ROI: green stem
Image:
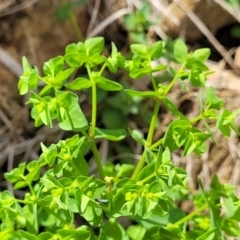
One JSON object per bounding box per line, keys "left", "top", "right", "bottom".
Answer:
{"left": 99, "top": 63, "right": 107, "bottom": 76}
{"left": 146, "top": 99, "right": 161, "bottom": 147}
{"left": 91, "top": 82, "right": 97, "bottom": 137}
{"left": 87, "top": 65, "right": 97, "bottom": 138}
{"left": 164, "top": 63, "right": 186, "bottom": 95}
{"left": 28, "top": 183, "right": 36, "bottom": 197}
{"left": 132, "top": 151, "right": 146, "bottom": 180}
{"left": 91, "top": 142, "right": 105, "bottom": 180}
{"left": 150, "top": 138, "right": 163, "bottom": 151}
{"left": 61, "top": 0, "right": 84, "bottom": 40}
{"left": 173, "top": 204, "right": 208, "bottom": 226}
{"left": 132, "top": 82, "right": 161, "bottom": 179}
{"left": 190, "top": 114, "right": 203, "bottom": 123}
{"left": 68, "top": 9, "right": 84, "bottom": 41}
{"left": 84, "top": 69, "right": 104, "bottom": 179}
{"left": 150, "top": 72, "right": 157, "bottom": 92}
{"left": 141, "top": 172, "right": 155, "bottom": 184}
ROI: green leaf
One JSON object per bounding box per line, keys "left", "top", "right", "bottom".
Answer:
{"left": 55, "top": 91, "right": 88, "bottom": 131}
{"left": 163, "top": 97, "right": 187, "bottom": 118}
{"left": 87, "top": 53, "right": 104, "bottom": 67}
{"left": 4, "top": 162, "right": 26, "bottom": 182}
{"left": 40, "top": 143, "right": 57, "bottom": 166}
{"left": 127, "top": 225, "right": 146, "bottom": 240}
{"left": 95, "top": 128, "right": 127, "bottom": 141}
{"left": 18, "top": 57, "right": 39, "bottom": 95}
{"left": 124, "top": 89, "right": 157, "bottom": 98}
{"left": 216, "top": 109, "right": 232, "bottom": 137}
{"left": 38, "top": 232, "right": 53, "bottom": 240}
{"left": 163, "top": 120, "right": 191, "bottom": 150}
{"left": 72, "top": 151, "right": 89, "bottom": 176}
{"left": 186, "top": 57, "right": 209, "bottom": 71}
{"left": 224, "top": 197, "right": 237, "bottom": 218}
{"left": 29, "top": 92, "right": 52, "bottom": 127}
{"left": 193, "top": 48, "right": 210, "bottom": 62}
{"left": 196, "top": 228, "right": 216, "bottom": 240}
{"left": 147, "top": 41, "right": 164, "bottom": 60}
{"left": 130, "top": 44, "right": 147, "bottom": 57}
{"left": 137, "top": 161, "right": 155, "bottom": 182}
{"left": 19, "top": 230, "right": 39, "bottom": 240}
{"left": 129, "top": 67, "right": 151, "bottom": 78}
{"left": 94, "top": 76, "right": 123, "bottom": 91}
{"left": 105, "top": 42, "right": 119, "bottom": 73}
{"left": 189, "top": 68, "right": 206, "bottom": 87}
{"left": 116, "top": 164, "right": 135, "bottom": 178}
{"left": 65, "top": 77, "right": 92, "bottom": 90}
{"left": 43, "top": 56, "right": 64, "bottom": 76}
{"left": 98, "top": 219, "right": 129, "bottom": 240}
{"left": 173, "top": 39, "right": 188, "bottom": 63}
{"left": 152, "top": 64, "right": 167, "bottom": 72}
{"left": 159, "top": 227, "right": 181, "bottom": 240}
{"left": 53, "top": 68, "right": 75, "bottom": 89}
{"left": 205, "top": 87, "right": 224, "bottom": 110}
{"left": 82, "top": 205, "right": 103, "bottom": 227}
{"left": 168, "top": 208, "right": 185, "bottom": 224}
{"left": 128, "top": 128, "right": 146, "bottom": 145}
{"left": 221, "top": 218, "right": 240, "bottom": 237}
{"left": 64, "top": 42, "right": 87, "bottom": 67}
{"left": 0, "top": 191, "right": 15, "bottom": 207}
{"left": 183, "top": 130, "right": 211, "bottom": 156}
{"left": 25, "top": 162, "right": 41, "bottom": 183}
{"left": 84, "top": 37, "right": 104, "bottom": 55}
{"left": 13, "top": 181, "right": 28, "bottom": 190}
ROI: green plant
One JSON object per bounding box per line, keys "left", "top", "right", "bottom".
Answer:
{"left": 55, "top": 0, "right": 86, "bottom": 41}
{"left": 124, "top": 2, "right": 154, "bottom": 44}
{"left": 2, "top": 37, "right": 240, "bottom": 239}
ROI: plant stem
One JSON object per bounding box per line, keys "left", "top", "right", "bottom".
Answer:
{"left": 91, "top": 142, "right": 105, "bottom": 180}
{"left": 91, "top": 82, "right": 97, "bottom": 137}
{"left": 164, "top": 63, "right": 186, "bottom": 95}
{"left": 131, "top": 151, "right": 146, "bottom": 180}
{"left": 83, "top": 69, "right": 104, "bottom": 179}
{"left": 87, "top": 65, "right": 97, "bottom": 138}
{"left": 146, "top": 99, "right": 161, "bottom": 147}
{"left": 150, "top": 138, "right": 163, "bottom": 150}
{"left": 28, "top": 183, "right": 36, "bottom": 197}
{"left": 68, "top": 11, "right": 84, "bottom": 41}
{"left": 173, "top": 204, "right": 208, "bottom": 226}
{"left": 132, "top": 88, "right": 161, "bottom": 179}
{"left": 61, "top": 0, "right": 84, "bottom": 41}
{"left": 190, "top": 114, "right": 203, "bottom": 123}
{"left": 141, "top": 172, "right": 155, "bottom": 184}
{"left": 150, "top": 72, "right": 157, "bottom": 92}
{"left": 99, "top": 63, "right": 107, "bottom": 76}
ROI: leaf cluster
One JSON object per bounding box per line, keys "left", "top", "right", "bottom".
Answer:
{"left": 1, "top": 37, "right": 240, "bottom": 239}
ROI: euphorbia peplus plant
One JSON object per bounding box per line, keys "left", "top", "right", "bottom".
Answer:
{"left": 1, "top": 37, "right": 240, "bottom": 240}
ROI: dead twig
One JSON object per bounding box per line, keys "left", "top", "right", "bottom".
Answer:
{"left": 0, "top": 47, "right": 22, "bottom": 76}
{"left": 87, "top": 7, "right": 132, "bottom": 38}
{"left": 0, "top": 0, "right": 15, "bottom": 11}
{"left": 86, "top": 0, "right": 101, "bottom": 37}
{"left": 0, "top": 0, "right": 38, "bottom": 17}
